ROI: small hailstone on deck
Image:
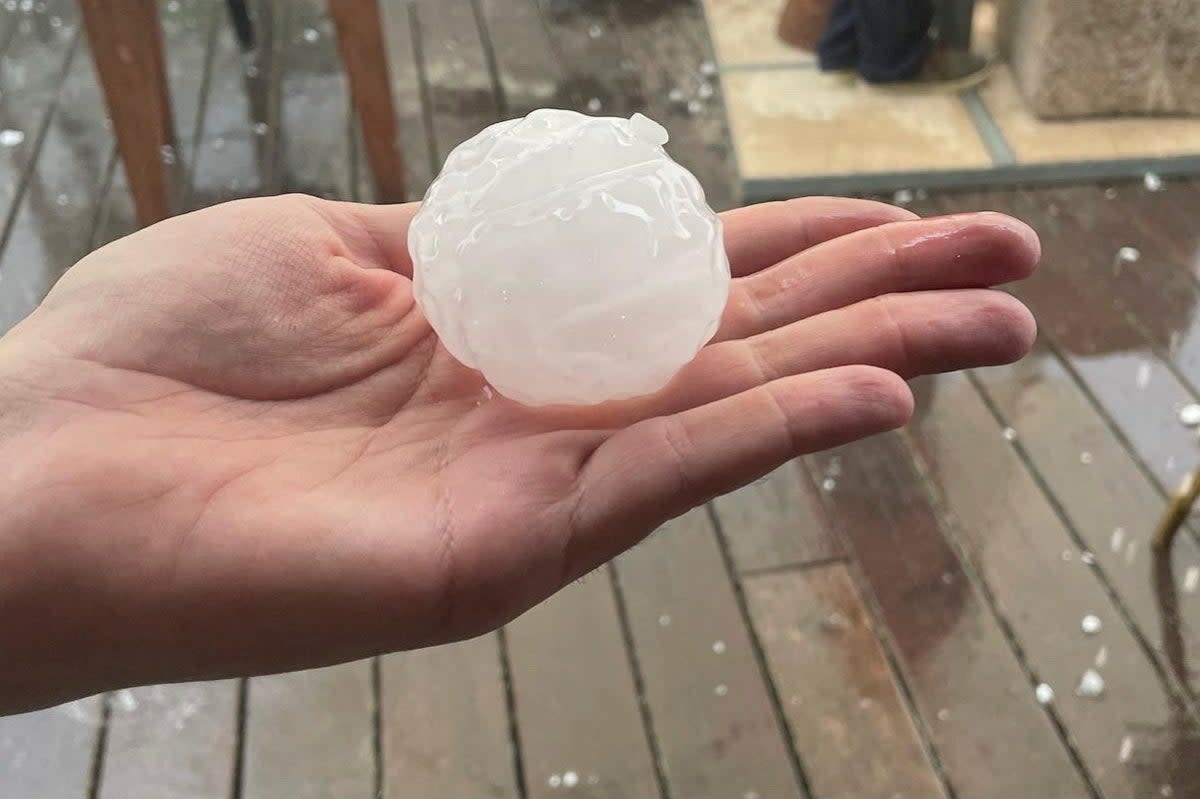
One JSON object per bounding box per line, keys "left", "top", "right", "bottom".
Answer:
{"left": 1081, "top": 615, "right": 1102, "bottom": 634}
{"left": 410, "top": 109, "right": 729, "bottom": 405}
{"left": 1104, "top": 187, "right": 1118, "bottom": 199}
{"left": 1179, "top": 403, "right": 1200, "bottom": 427}
{"left": 687, "top": 99, "right": 703, "bottom": 114}
{"left": 1080, "top": 451, "right": 1094, "bottom": 465}
{"left": 562, "top": 771, "right": 579, "bottom": 787}
{"left": 1110, "top": 527, "right": 1125, "bottom": 552}
{"left": 586, "top": 97, "right": 602, "bottom": 113}
{"left": 1126, "top": 539, "right": 1139, "bottom": 565}
{"left": 893, "top": 188, "right": 914, "bottom": 205}
{"left": 822, "top": 477, "right": 837, "bottom": 492}
{"left": 548, "top": 774, "right": 562, "bottom": 788}
{"left": 1075, "top": 668, "right": 1105, "bottom": 699}
{"left": 1119, "top": 735, "right": 1134, "bottom": 762}
{"left": 714, "top": 683, "right": 729, "bottom": 696}
{"left": 668, "top": 87, "right": 686, "bottom": 105}
{"left": 1035, "top": 683, "right": 1055, "bottom": 704}
{"left": 1116, "top": 246, "right": 1141, "bottom": 263}
{"left": 700, "top": 60, "right": 718, "bottom": 76}
{"left": 253, "top": 122, "right": 269, "bottom": 136}
{"left": 302, "top": 27, "right": 319, "bottom": 42}
{"left": 0, "top": 128, "right": 24, "bottom": 147}
{"left": 1081, "top": 551, "right": 1096, "bottom": 566}
{"left": 1144, "top": 171, "right": 1164, "bottom": 191}
{"left": 55, "top": 193, "right": 69, "bottom": 207}
{"left": 712, "top": 640, "right": 727, "bottom": 654}
{"left": 697, "top": 81, "right": 715, "bottom": 100}
{"left": 1161, "top": 785, "right": 1174, "bottom": 797}
{"left": 658, "top": 613, "right": 672, "bottom": 627}
{"left": 1002, "top": 426, "right": 1018, "bottom": 441}
{"left": 588, "top": 23, "right": 603, "bottom": 38}
{"left": 936, "top": 708, "right": 950, "bottom": 721}
{"left": 1184, "top": 566, "right": 1200, "bottom": 593}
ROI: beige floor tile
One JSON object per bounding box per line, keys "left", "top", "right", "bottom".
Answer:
{"left": 724, "top": 69, "right": 992, "bottom": 180}
{"left": 703, "top": 0, "right": 816, "bottom": 68}
{"left": 984, "top": 67, "right": 1200, "bottom": 163}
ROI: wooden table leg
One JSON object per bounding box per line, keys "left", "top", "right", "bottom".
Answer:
{"left": 78, "top": 0, "right": 176, "bottom": 227}
{"left": 329, "top": 0, "right": 407, "bottom": 203}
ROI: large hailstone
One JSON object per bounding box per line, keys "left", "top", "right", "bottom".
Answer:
{"left": 408, "top": 108, "right": 730, "bottom": 406}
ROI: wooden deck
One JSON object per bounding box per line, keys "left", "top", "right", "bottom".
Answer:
{"left": 2, "top": 2, "right": 1200, "bottom": 798}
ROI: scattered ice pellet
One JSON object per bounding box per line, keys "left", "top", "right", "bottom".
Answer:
{"left": 699, "top": 60, "right": 718, "bottom": 76}
{"left": 0, "top": 129, "right": 24, "bottom": 147}
{"left": 1075, "top": 668, "right": 1105, "bottom": 699}
{"left": 588, "top": 23, "right": 602, "bottom": 38}
{"left": 1144, "top": 171, "right": 1164, "bottom": 192}
{"left": 49, "top": 14, "right": 61, "bottom": 27}
{"left": 1119, "top": 735, "right": 1134, "bottom": 763}
{"left": 1061, "top": 550, "right": 1073, "bottom": 562}
{"left": 1161, "top": 785, "right": 1174, "bottom": 797}
{"left": 55, "top": 193, "right": 69, "bottom": 207}
{"left": 1179, "top": 404, "right": 1200, "bottom": 427}
{"left": 697, "top": 81, "right": 714, "bottom": 100}
{"left": 1035, "top": 683, "right": 1055, "bottom": 704}
{"left": 668, "top": 87, "right": 686, "bottom": 105}
{"left": 936, "top": 708, "right": 950, "bottom": 721}
{"left": 1081, "top": 551, "right": 1096, "bottom": 566}
{"left": 1104, "top": 187, "right": 1118, "bottom": 199}
{"left": 941, "top": 571, "right": 953, "bottom": 585}
{"left": 822, "top": 477, "right": 837, "bottom": 492}
{"left": 658, "top": 613, "right": 671, "bottom": 627}
{"left": 212, "top": 137, "right": 226, "bottom": 151}
{"left": 587, "top": 775, "right": 599, "bottom": 786}
{"left": 1126, "top": 539, "right": 1139, "bottom": 565}
{"left": 1110, "top": 527, "right": 1125, "bottom": 553}
{"left": 586, "top": 97, "right": 602, "bottom": 113}
{"left": 687, "top": 99, "right": 703, "bottom": 115}
{"left": 1116, "top": 246, "right": 1141, "bottom": 263}
{"left": 1081, "top": 615, "right": 1102, "bottom": 635}
{"left": 245, "top": 63, "right": 259, "bottom": 78}
{"left": 302, "top": 27, "right": 319, "bottom": 42}
{"left": 1095, "top": 646, "right": 1108, "bottom": 668}
{"left": 1002, "top": 426, "right": 1018, "bottom": 441}
{"left": 858, "top": 697, "right": 873, "bottom": 710}
{"left": 253, "top": 122, "right": 269, "bottom": 136}
{"left": 160, "top": 144, "right": 176, "bottom": 165}
{"left": 825, "top": 456, "right": 842, "bottom": 478}
{"left": 712, "top": 640, "right": 726, "bottom": 654}
{"left": 714, "top": 683, "right": 728, "bottom": 697}
{"left": 893, "top": 188, "right": 914, "bottom": 205}
{"left": 563, "top": 771, "right": 579, "bottom": 787}
{"left": 548, "top": 774, "right": 562, "bottom": 788}
{"left": 1184, "top": 566, "right": 1200, "bottom": 593}
{"left": 1080, "top": 451, "right": 1094, "bottom": 465}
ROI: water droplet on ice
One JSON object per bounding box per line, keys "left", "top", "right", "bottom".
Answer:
{"left": 1035, "top": 683, "right": 1054, "bottom": 704}
{"left": 1081, "top": 615, "right": 1102, "bottom": 634}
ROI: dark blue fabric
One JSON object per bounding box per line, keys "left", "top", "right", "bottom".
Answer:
{"left": 817, "top": 0, "right": 935, "bottom": 83}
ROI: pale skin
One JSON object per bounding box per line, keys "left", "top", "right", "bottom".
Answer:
{"left": 0, "top": 194, "right": 1039, "bottom": 714}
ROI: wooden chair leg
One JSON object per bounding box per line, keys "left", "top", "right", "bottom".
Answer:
{"left": 328, "top": 0, "right": 407, "bottom": 203}
{"left": 78, "top": 0, "right": 176, "bottom": 227}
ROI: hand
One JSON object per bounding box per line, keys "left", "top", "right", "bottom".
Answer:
{"left": 0, "top": 194, "right": 1037, "bottom": 712}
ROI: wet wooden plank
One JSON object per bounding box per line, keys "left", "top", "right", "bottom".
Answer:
{"left": 475, "top": 0, "right": 559, "bottom": 116}
{"left": 744, "top": 562, "right": 948, "bottom": 799}
{"left": 372, "top": 0, "right": 435, "bottom": 200}
{"left": 613, "top": 508, "right": 803, "bottom": 799}
{"left": 906, "top": 369, "right": 1200, "bottom": 799}
{"left": 379, "top": 635, "right": 518, "bottom": 799}
{"left": 976, "top": 345, "right": 1200, "bottom": 695}
{"left": 939, "top": 188, "right": 1198, "bottom": 495}
{"left": 506, "top": 573, "right": 660, "bottom": 799}
{"left": 242, "top": 665, "right": 375, "bottom": 799}
{"left": 412, "top": 0, "right": 501, "bottom": 164}
{"left": 0, "top": 698, "right": 102, "bottom": 799}
{"left": 711, "top": 462, "right": 843, "bottom": 573}
{"left": 99, "top": 683, "right": 238, "bottom": 799}
{"left": 609, "top": 0, "right": 736, "bottom": 210}
{"left": 532, "top": 0, "right": 642, "bottom": 116}
{"left": 807, "top": 434, "right": 1094, "bottom": 799}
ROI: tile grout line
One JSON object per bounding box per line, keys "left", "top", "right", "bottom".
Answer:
{"left": 737, "top": 553, "right": 851, "bottom": 579}
{"left": 607, "top": 564, "right": 674, "bottom": 799}
{"left": 796, "top": 454, "right": 961, "bottom": 799}
{"left": 966, "top": 369, "right": 1200, "bottom": 720}
{"left": 896, "top": 428, "right": 1107, "bottom": 799}
{"left": 496, "top": 628, "right": 530, "bottom": 799}
{"left": 705, "top": 502, "right": 818, "bottom": 799}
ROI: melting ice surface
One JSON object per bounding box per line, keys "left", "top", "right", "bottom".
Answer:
{"left": 408, "top": 108, "right": 730, "bottom": 406}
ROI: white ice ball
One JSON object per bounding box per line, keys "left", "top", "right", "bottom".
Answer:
{"left": 408, "top": 108, "right": 730, "bottom": 406}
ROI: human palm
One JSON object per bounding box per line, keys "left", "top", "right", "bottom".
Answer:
{"left": 0, "top": 194, "right": 1038, "bottom": 712}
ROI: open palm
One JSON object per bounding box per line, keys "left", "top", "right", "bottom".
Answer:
{"left": 0, "top": 193, "right": 1038, "bottom": 712}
